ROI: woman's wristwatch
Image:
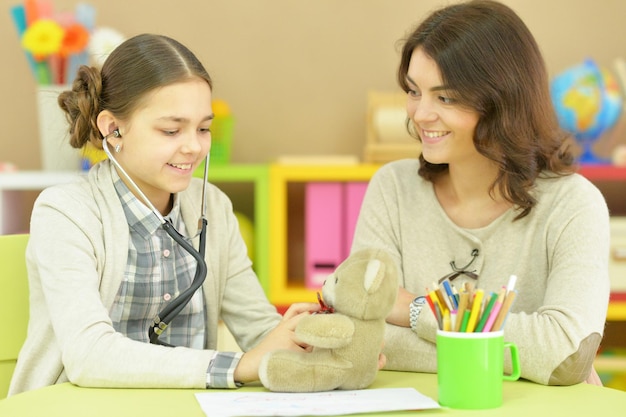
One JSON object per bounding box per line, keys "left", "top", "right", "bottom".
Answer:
{"left": 409, "top": 296, "right": 427, "bottom": 331}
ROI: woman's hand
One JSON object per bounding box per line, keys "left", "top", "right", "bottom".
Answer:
{"left": 234, "top": 302, "right": 321, "bottom": 383}
{"left": 378, "top": 342, "right": 387, "bottom": 370}
{"left": 585, "top": 366, "right": 603, "bottom": 386}
{"left": 385, "top": 286, "right": 415, "bottom": 327}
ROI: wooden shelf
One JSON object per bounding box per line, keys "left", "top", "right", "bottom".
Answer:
{"left": 0, "top": 171, "right": 84, "bottom": 234}
{"left": 578, "top": 165, "right": 626, "bottom": 180}
{"left": 608, "top": 297, "right": 626, "bottom": 321}
{"left": 595, "top": 355, "right": 626, "bottom": 373}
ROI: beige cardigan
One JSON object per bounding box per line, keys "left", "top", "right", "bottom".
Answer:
{"left": 352, "top": 159, "right": 611, "bottom": 386}
{"left": 10, "top": 161, "right": 281, "bottom": 395}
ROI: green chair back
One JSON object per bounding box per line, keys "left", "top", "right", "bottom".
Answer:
{"left": 0, "top": 234, "right": 29, "bottom": 399}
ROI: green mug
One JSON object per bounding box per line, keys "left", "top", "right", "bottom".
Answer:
{"left": 436, "top": 330, "right": 521, "bottom": 409}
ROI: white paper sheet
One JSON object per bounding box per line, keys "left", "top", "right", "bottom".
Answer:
{"left": 194, "top": 387, "right": 440, "bottom": 417}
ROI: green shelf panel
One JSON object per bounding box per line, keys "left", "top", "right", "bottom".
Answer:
{"left": 193, "top": 163, "right": 270, "bottom": 295}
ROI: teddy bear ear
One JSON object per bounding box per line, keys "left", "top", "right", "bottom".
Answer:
{"left": 363, "top": 259, "right": 384, "bottom": 292}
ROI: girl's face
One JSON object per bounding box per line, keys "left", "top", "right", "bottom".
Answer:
{"left": 405, "top": 47, "right": 481, "bottom": 166}
{"left": 115, "top": 78, "right": 213, "bottom": 213}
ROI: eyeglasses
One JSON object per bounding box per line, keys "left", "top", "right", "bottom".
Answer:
{"left": 438, "top": 249, "right": 479, "bottom": 284}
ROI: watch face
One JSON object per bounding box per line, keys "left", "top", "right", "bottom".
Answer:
{"left": 414, "top": 296, "right": 426, "bottom": 305}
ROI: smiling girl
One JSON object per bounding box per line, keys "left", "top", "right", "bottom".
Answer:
{"left": 9, "top": 34, "right": 320, "bottom": 396}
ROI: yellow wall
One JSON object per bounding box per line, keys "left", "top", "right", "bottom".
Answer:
{"left": 1, "top": 0, "right": 625, "bottom": 169}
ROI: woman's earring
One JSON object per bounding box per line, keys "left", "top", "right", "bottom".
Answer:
{"left": 115, "top": 143, "right": 122, "bottom": 153}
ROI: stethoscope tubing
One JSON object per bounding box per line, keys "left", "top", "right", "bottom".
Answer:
{"left": 148, "top": 219, "right": 208, "bottom": 345}
{"left": 102, "top": 135, "right": 210, "bottom": 347}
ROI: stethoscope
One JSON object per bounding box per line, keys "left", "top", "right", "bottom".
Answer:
{"left": 102, "top": 129, "right": 209, "bottom": 347}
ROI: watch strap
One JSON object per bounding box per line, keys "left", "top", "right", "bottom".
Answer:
{"left": 409, "top": 296, "right": 426, "bottom": 331}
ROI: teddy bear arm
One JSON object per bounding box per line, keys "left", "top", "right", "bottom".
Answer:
{"left": 295, "top": 314, "right": 355, "bottom": 349}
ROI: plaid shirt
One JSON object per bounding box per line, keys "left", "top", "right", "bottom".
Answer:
{"left": 109, "top": 172, "right": 241, "bottom": 388}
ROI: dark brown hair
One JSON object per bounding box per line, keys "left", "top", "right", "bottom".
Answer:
{"left": 397, "top": 0, "right": 575, "bottom": 219}
{"left": 58, "top": 33, "right": 213, "bottom": 149}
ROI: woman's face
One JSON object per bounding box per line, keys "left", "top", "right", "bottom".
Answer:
{"left": 405, "top": 47, "right": 481, "bottom": 166}
{"left": 114, "top": 78, "right": 213, "bottom": 212}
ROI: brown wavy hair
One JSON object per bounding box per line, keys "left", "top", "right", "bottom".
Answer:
{"left": 397, "top": 0, "right": 575, "bottom": 219}
{"left": 58, "top": 33, "right": 212, "bottom": 150}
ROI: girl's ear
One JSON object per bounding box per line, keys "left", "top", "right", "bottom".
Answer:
{"left": 96, "top": 110, "right": 118, "bottom": 139}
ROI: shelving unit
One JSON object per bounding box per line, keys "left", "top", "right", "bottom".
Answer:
{"left": 0, "top": 165, "right": 271, "bottom": 294}
{"left": 193, "top": 164, "right": 270, "bottom": 293}
{"left": 0, "top": 171, "right": 84, "bottom": 235}
{"left": 3, "top": 164, "right": 625, "bottom": 319}
{"left": 267, "top": 163, "right": 381, "bottom": 306}
{"left": 263, "top": 162, "right": 626, "bottom": 379}
{"left": 578, "top": 165, "right": 626, "bottom": 180}
{"left": 550, "top": 165, "right": 626, "bottom": 378}
{"left": 579, "top": 165, "right": 626, "bottom": 215}
{"left": 578, "top": 166, "right": 626, "bottom": 323}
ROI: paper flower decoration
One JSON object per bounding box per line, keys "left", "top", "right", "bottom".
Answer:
{"left": 10, "top": 1, "right": 123, "bottom": 85}
{"left": 60, "top": 23, "right": 90, "bottom": 56}
{"left": 21, "top": 18, "right": 64, "bottom": 58}
{"left": 88, "top": 27, "right": 126, "bottom": 68}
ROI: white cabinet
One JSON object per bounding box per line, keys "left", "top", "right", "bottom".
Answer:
{"left": 0, "top": 171, "right": 82, "bottom": 234}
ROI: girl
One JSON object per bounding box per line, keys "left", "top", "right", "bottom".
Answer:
{"left": 10, "top": 33, "right": 320, "bottom": 395}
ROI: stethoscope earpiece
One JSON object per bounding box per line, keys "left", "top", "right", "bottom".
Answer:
{"left": 103, "top": 129, "right": 122, "bottom": 140}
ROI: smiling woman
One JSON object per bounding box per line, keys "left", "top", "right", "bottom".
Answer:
{"left": 404, "top": 48, "right": 481, "bottom": 169}
{"left": 351, "top": 0, "right": 610, "bottom": 387}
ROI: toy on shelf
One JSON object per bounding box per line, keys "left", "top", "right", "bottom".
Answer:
{"left": 613, "top": 144, "right": 626, "bottom": 166}
{"left": 0, "top": 163, "right": 17, "bottom": 172}
{"left": 210, "top": 99, "right": 234, "bottom": 165}
{"left": 364, "top": 91, "right": 421, "bottom": 163}
{"left": 80, "top": 141, "right": 107, "bottom": 170}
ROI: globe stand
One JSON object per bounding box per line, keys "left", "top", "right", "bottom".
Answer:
{"left": 576, "top": 139, "right": 611, "bottom": 165}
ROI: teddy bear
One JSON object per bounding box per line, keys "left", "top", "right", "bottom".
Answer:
{"left": 259, "top": 248, "right": 398, "bottom": 392}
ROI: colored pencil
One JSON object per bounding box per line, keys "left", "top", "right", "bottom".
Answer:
{"left": 466, "top": 289, "right": 484, "bottom": 332}
{"left": 459, "top": 309, "right": 471, "bottom": 332}
{"left": 443, "top": 308, "right": 451, "bottom": 331}
{"left": 482, "top": 290, "right": 505, "bottom": 332}
{"left": 442, "top": 279, "right": 459, "bottom": 310}
{"left": 491, "top": 290, "right": 517, "bottom": 331}
{"left": 507, "top": 275, "right": 517, "bottom": 292}
{"left": 433, "top": 281, "right": 450, "bottom": 313}
{"left": 434, "top": 300, "right": 443, "bottom": 330}
{"left": 454, "top": 292, "right": 469, "bottom": 332}
{"left": 475, "top": 291, "right": 497, "bottom": 332}
{"left": 425, "top": 290, "right": 437, "bottom": 317}
{"left": 428, "top": 288, "right": 440, "bottom": 308}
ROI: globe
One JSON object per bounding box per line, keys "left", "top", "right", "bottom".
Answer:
{"left": 551, "top": 58, "right": 623, "bottom": 164}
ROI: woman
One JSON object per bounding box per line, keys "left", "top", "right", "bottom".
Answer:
{"left": 9, "top": 33, "right": 320, "bottom": 395}
{"left": 351, "top": 0, "right": 609, "bottom": 385}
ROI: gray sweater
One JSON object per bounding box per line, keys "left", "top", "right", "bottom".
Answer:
{"left": 351, "top": 159, "right": 610, "bottom": 385}
{"left": 10, "top": 160, "right": 281, "bottom": 395}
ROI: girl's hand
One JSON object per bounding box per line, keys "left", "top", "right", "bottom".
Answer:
{"left": 234, "top": 302, "right": 321, "bottom": 383}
